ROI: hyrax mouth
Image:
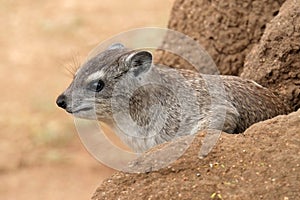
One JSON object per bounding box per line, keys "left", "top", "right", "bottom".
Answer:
{"left": 66, "top": 107, "right": 93, "bottom": 114}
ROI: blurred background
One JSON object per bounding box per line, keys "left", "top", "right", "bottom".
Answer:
{"left": 0, "top": 0, "right": 173, "bottom": 199}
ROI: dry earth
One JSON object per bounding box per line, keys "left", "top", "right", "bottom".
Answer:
{"left": 156, "top": 0, "right": 285, "bottom": 75}
{"left": 241, "top": 0, "right": 300, "bottom": 111}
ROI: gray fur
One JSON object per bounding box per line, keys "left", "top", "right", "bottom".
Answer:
{"left": 57, "top": 44, "right": 291, "bottom": 152}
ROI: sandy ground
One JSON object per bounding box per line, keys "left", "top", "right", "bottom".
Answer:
{"left": 0, "top": 0, "right": 173, "bottom": 199}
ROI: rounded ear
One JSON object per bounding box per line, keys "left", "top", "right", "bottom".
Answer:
{"left": 107, "top": 43, "right": 125, "bottom": 50}
{"left": 125, "top": 51, "right": 152, "bottom": 77}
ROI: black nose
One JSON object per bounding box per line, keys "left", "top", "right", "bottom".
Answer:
{"left": 56, "top": 94, "right": 67, "bottom": 109}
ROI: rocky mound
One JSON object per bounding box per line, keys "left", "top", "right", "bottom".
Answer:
{"left": 156, "top": 0, "right": 285, "bottom": 75}
{"left": 92, "top": 109, "right": 300, "bottom": 200}
{"left": 241, "top": 0, "right": 300, "bottom": 111}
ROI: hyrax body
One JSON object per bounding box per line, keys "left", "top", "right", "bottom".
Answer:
{"left": 56, "top": 43, "right": 290, "bottom": 152}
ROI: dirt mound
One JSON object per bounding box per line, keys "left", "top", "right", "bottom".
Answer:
{"left": 92, "top": 109, "right": 300, "bottom": 200}
{"left": 156, "top": 0, "right": 284, "bottom": 75}
{"left": 241, "top": 0, "right": 300, "bottom": 111}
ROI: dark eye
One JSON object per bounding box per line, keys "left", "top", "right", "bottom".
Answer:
{"left": 88, "top": 80, "right": 105, "bottom": 92}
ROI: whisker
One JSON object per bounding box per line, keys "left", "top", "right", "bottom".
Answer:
{"left": 65, "top": 66, "right": 75, "bottom": 78}
{"left": 56, "top": 59, "right": 73, "bottom": 78}
{"left": 64, "top": 52, "right": 83, "bottom": 78}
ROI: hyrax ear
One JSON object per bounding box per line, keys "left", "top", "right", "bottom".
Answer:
{"left": 107, "top": 43, "right": 125, "bottom": 50}
{"left": 125, "top": 51, "right": 152, "bottom": 77}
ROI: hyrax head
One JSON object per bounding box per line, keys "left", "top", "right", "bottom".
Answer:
{"left": 56, "top": 43, "right": 153, "bottom": 122}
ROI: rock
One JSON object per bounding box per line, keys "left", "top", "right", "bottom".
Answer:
{"left": 92, "top": 109, "right": 300, "bottom": 200}
{"left": 241, "top": 0, "right": 300, "bottom": 111}
{"left": 155, "top": 0, "right": 284, "bottom": 75}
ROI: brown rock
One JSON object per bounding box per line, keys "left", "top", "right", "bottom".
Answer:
{"left": 156, "top": 0, "right": 284, "bottom": 75}
{"left": 92, "top": 109, "right": 300, "bottom": 200}
{"left": 241, "top": 0, "right": 300, "bottom": 111}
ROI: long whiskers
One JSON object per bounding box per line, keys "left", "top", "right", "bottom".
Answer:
{"left": 64, "top": 52, "right": 82, "bottom": 78}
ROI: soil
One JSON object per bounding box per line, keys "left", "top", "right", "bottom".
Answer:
{"left": 156, "top": 0, "right": 285, "bottom": 75}
{"left": 0, "top": 1, "right": 173, "bottom": 200}
{"left": 241, "top": 0, "right": 300, "bottom": 111}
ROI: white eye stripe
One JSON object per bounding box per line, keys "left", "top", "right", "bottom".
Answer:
{"left": 86, "top": 70, "right": 105, "bottom": 82}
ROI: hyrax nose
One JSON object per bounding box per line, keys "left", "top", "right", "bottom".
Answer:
{"left": 56, "top": 94, "right": 67, "bottom": 109}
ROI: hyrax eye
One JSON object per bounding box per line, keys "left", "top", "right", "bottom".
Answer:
{"left": 87, "top": 80, "right": 105, "bottom": 92}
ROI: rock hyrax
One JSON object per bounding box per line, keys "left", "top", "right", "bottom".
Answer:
{"left": 56, "top": 43, "right": 290, "bottom": 152}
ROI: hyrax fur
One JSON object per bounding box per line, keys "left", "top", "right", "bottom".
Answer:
{"left": 56, "top": 43, "right": 290, "bottom": 152}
